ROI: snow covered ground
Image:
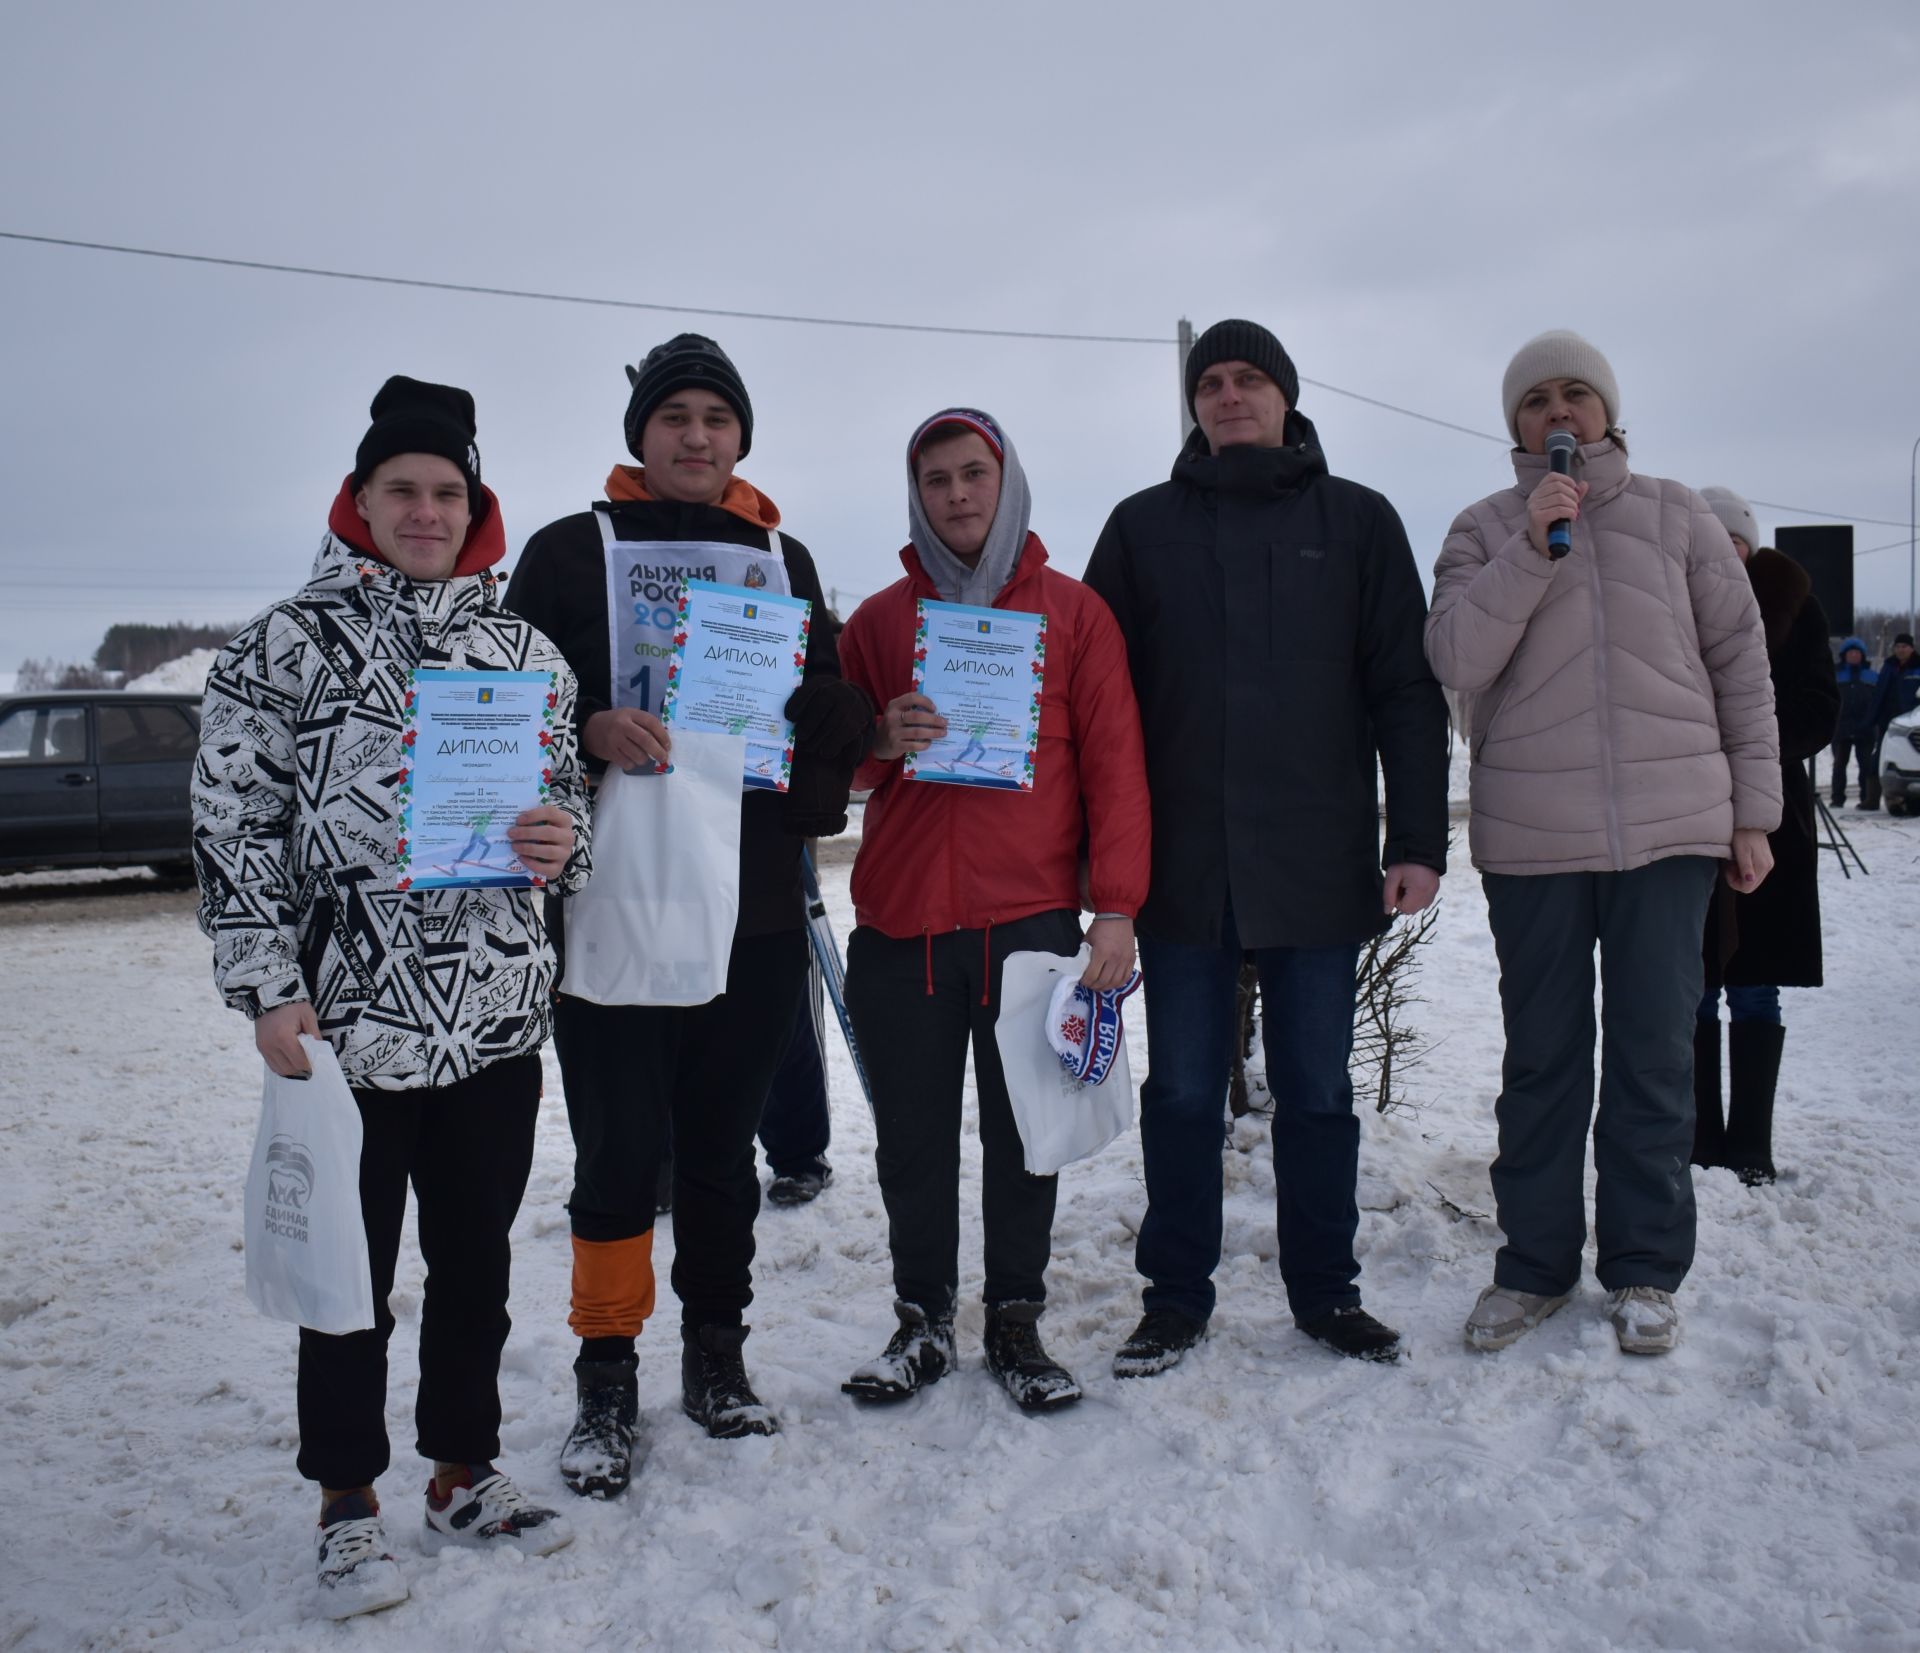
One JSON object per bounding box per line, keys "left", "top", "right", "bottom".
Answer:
{"left": 3, "top": 816, "right": 1918, "bottom": 1652}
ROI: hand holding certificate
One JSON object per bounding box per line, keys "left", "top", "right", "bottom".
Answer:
{"left": 398, "top": 670, "right": 562, "bottom": 890}
{"left": 903, "top": 599, "right": 1048, "bottom": 791}
{"left": 661, "top": 579, "right": 812, "bottom": 791}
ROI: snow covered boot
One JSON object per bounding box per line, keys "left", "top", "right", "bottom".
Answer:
{"left": 1725, "top": 1020, "right": 1784, "bottom": 1186}
{"left": 983, "top": 1301, "right": 1081, "bottom": 1412}
{"left": 1113, "top": 1307, "right": 1208, "bottom": 1378}
{"left": 560, "top": 1352, "right": 639, "bottom": 1498}
{"left": 1298, "top": 1304, "right": 1404, "bottom": 1362}
{"left": 1690, "top": 1016, "right": 1725, "bottom": 1169}
{"left": 842, "top": 1299, "right": 956, "bottom": 1403}
{"left": 681, "top": 1324, "right": 779, "bottom": 1438}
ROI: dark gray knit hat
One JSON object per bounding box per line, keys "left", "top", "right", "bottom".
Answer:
{"left": 623, "top": 333, "right": 753, "bottom": 460}
{"left": 1184, "top": 319, "right": 1300, "bottom": 417}
{"left": 352, "top": 375, "right": 484, "bottom": 516}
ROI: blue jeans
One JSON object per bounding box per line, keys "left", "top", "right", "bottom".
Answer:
{"left": 1698, "top": 984, "right": 1782, "bottom": 1025}
{"left": 1136, "top": 911, "right": 1362, "bottom": 1324}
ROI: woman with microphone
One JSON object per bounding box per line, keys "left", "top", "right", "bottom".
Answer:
{"left": 1424, "top": 332, "right": 1781, "bottom": 1357}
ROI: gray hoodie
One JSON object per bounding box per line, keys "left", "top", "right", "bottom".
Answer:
{"left": 906, "top": 408, "right": 1033, "bottom": 609}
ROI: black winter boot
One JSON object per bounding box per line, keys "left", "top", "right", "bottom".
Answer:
{"left": 681, "top": 1324, "right": 778, "bottom": 1438}
{"left": 983, "top": 1301, "right": 1081, "bottom": 1411}
{"left": 1690, "top": 1017, "right": 1726, "bottom": 1170}
{"left": 841, "top": 1299, "right": 956, "bottom": 1403}
{"left": 1725, "top": 1021, "right": 1785, "bottom": 1186}
{"left": 559, "top": 1352, "right": 639, "bottom": 1498}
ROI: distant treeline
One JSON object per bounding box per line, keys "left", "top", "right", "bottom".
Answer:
{"left": 14, "top": 621, "right": 238, "bottom": 691}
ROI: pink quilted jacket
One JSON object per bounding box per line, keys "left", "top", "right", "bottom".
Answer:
{"left": 1426, "top": 440, "right": 1781, "bottom": 875}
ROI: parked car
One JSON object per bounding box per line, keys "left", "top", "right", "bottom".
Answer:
{"left": 1881, "top": 707, "right": 1920, "bottom": 817}
{"left": 0, "top": 690, "right": 202, "bottom": 874}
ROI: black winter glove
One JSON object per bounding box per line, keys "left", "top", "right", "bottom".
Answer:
{"left": 784, "top": 675, "right": 874, "bottom": 766}
{"left": 781, "top": 750, "right": 855, "bottom": 838}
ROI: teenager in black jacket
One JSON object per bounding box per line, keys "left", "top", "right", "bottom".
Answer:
{"left": 506, "top": 334, "right": 869, "bottom": 1495}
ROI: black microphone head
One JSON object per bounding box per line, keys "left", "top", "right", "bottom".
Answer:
{"left": 1545, "top": 429, "right": 1578, "bottom": 472}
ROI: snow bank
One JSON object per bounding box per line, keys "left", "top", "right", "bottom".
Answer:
{"left": 2, "top": 818, "right": 1917, "bottom": 1650}
{"left": 126, "top": 648, "right": 220, "bottom": 693}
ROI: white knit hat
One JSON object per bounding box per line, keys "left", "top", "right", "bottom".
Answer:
{"left": 1700, "top": 486, "right": 1761, "bottom": 554}
{"left": 1501, "top": 330, "right": 1621, "bottom": 446}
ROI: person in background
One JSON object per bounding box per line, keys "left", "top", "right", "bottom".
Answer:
{"left": 194, "top": 377, "right": 589, "bottom": 1617}
{"left": 1084, "top": 320, "right": 1449, "bottom": 1375}
{"left": 1425, "top": 332, "right": 1780, "bottom": 1358}
{"left": 1829, "top": 639, "right": 1879, "bottom": 808}
{"left": 1869, "top": 633, "right": 1920, "bottom": 802}
{"left": 1691, "top": 489, "right": 1837, "bottom": 1187}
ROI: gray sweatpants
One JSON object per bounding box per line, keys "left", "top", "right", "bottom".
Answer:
{"left": 1481, "top": 855, "right": 1718, "bottom": 1296}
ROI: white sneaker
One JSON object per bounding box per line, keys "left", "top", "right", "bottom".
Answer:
{"left": 1463, "top": 1284, "right": 1571, "bottom": 1351}
{"left": 316, "top": 1503, "right": 409, "bottom": 1620}
{"left": 1606, "top": 1287, "right": 1680, "bottom": 1355}
{"left": 422, "top": 1466, "right": 573, "bottom": 1557}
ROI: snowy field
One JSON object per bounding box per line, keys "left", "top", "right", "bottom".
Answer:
{"left": 3, "top": 815, "right": 1918, "bottom": 1652}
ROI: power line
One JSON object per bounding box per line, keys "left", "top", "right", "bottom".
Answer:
{"left": 0, "top": 230, "right": 1170, "bottom": 347}
{"left": 0, "top": 228, "right": 1517, "bottom": 444}
{"left": 2, "top": 228, "right": 1911, "bottom": 531}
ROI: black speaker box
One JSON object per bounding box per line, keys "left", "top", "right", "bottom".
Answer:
{"left": 1775, "top": 525, "right": 1853, "bottom": 636}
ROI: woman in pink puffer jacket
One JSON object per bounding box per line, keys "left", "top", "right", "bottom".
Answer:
{"left": 1425, "top": 330, "right": 1781, "bottom": 1360}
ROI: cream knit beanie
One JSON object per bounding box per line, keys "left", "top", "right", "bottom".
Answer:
{"left": 1501, "top": 330, "right": 1621, "bottom": 446}
{"left": 1700, "top": 486, "right": 1761, "bottom": 554}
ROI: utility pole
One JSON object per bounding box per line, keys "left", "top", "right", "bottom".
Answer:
{"left": 1177, "top": 317, "right": 1195, "bottom": 444}
{"left": 1909, "top": 434, "right": 1918, "bottom": 639}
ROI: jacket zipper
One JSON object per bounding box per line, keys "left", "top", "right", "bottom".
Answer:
{"left": 1585, "top": 520, "right": 1624, "bottom": 868}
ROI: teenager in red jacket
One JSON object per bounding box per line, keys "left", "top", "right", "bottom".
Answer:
{"left": 836, "top": 408, "right": 1150, "bottom": 1410}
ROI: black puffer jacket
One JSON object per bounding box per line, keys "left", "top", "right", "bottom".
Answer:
{"left": 1083, "top": 413, "right": 1449, "bottom": 949}
{"left": 506, "top": 487, "right": 842, "bottom": 937}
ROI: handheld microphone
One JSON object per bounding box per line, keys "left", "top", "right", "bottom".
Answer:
{"left": 1544, "top": 430, "right": 1577, "bottom": 559}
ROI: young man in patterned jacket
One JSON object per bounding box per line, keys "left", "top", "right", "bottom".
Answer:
{"left": 193, "top": 377, "right": 591, "bottom": 1618}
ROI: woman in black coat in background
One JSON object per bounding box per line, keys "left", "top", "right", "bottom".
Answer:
{"left": 1693, "top": 489, "right": 1840, "bottom": 1185}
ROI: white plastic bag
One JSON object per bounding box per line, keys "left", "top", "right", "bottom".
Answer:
{"left": 243, "top": 1036, "right": 376, "bottom": 1335}
{"left": 995, "top": 945, "right": 1137, "bottom": 1176}
{"left": 561, "top": 730, "right": 746, "bottom": 1007}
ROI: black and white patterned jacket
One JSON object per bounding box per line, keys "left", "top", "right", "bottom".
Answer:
{"left": 193, "top": 532, "right": 592, "bottom": 1090}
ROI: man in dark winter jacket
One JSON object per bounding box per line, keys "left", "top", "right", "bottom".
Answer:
{"left": 1830, "top": 639, "right": 1879, "bottom": 808}
{"left": 506, "top": 334, "right": 871, "bottom": 1496}
{"left": 1871, "top": 634, "right": 1919, "bottom": 739}
{"left": 1083, "top": 320, "right": 1449, "bottom": 1375}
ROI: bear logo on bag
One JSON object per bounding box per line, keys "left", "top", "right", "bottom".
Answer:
{"left": 265, "top": 1135, "right": 315, "bottom": 1211}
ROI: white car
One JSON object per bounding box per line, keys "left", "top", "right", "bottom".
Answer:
{"left": 1881, "top": 707, "right": 1920, "bottom": 817}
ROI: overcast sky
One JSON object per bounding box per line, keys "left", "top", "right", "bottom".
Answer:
{"left": 3, "top": 1, "right": 1917, "bottom": 678}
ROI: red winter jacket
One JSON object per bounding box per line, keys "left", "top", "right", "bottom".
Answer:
{"left": 839, "top": 534, "right": 1151, "bottom": 940}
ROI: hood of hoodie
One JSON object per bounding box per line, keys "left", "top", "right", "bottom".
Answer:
{"left": 311, "top": 489, "right": 508, "bottom": 657}
{"left": 1837, "top": 637, "right": 1874, "bottom": 679}
{"left": 906, "top": 412, "right": 1033, "bottom": 607}
{"left": 604, "top": 464, "right": 781, "bottom": 529}
{"left": 1171, "top": 409, "right": 1329, "bottom": 498}
{"left": 327, "top": 474, "right": 506, "bottom": 579}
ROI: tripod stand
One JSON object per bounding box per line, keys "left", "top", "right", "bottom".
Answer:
{"left": 1809, "top": 754, "right": 1868, "bottom": 878}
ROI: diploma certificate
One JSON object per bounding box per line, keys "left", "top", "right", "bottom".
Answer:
{"left": 661, "top": 579, "right": 812, "bottom": 791}
{"left": 397, "top": 670, "right": 560, "bottom": 890}
{"left": 904, "top": 599, "right": 1047, "bottom": 791}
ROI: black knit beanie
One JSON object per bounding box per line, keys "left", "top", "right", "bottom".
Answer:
{"left": 352, "top": 376, "right": 483, "bottom": 514}
{"left": 623, "top": 333, "right": 753, "bottom": 461}
{"left": 1183, "top": 319, "right": 1300, "bottom": 417}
